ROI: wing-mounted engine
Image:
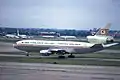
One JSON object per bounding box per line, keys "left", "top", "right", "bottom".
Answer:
{"left": 40, "top": 50, "right": 52, "bottom": 56}
{"left": 49, "top": 49, "right": 68, "bottom": 55}
{"left": 106, "top": 36, "right": 114, "bottom": 43}
{"left": 40, "top": 49, "right": 68, "bottom": 56}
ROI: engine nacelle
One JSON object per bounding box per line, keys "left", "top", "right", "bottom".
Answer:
{"left": 106, "top": 36, "right": 114, "bottom": 43}
{"left": 40, "top": 50, "right": 52, "bottom": 56}
{"left": 87, "top": 35, "right": 114, "bottom": 44}
{"left": 40, "top": 49, "right": 68, "bottom": 56}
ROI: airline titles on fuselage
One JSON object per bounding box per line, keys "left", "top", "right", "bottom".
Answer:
{"left": 17, "top": 40, "right": 85, "bottom": 47}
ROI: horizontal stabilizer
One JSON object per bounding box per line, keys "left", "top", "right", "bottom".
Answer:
{"left": 102, "top": 43, "right": 119, "bottom": 48}
{"left": 90, "top": 44, "right": 103, "bottom": 48}
{"left": 91, "top": 43, "right": 119, "bottom": 49}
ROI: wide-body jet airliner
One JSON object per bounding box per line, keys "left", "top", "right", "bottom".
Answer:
{"left": 13, "top": 39, "right": 118, "bottom": 58}
{"left": 13, "top": 23, "right": 118, "bottom": 58}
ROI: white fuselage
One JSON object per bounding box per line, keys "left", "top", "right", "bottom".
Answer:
{"left": 13, "top": 40, "right": 104, "bottom": 54}
{"left": 5, "top": 34, "right": 19, "bottom": 38}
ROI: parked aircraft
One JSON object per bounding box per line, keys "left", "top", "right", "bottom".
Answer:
{"left": 16, "top": 29, "right": 29, "bottom": 39}
{"left": 60, "top": 36, "right": 76, "bottom": 39}
{"left": 5, "top": 34, "right": 19, "bottom": 38}
{"left": 5, "top": 29, "right": 32, "bottom": 39}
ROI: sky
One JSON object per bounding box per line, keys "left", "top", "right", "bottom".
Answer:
{"left": 0, "top": 0, "right": 120, "bottom": 30}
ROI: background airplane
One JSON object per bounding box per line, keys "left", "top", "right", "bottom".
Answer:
{"left": 5, "top": 34, "right": 19, "bottom": 38}
{"left": 16, "top": 29, "right": 30, "bottom": 39}
{"left": 5, "top": 29, "right": 32, "bottom": 39}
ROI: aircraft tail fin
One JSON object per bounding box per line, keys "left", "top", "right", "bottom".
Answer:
{"left": 95, "top": 23, "right": 111, "bottom": 36}
{"left": 17, "top": 29, "right": 20, "bottom": 36}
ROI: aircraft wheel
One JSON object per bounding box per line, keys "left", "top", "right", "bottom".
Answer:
{"left": 58, "top": 56, "right": 65, "bottom": 59}
{"left": 25, "top": 52, "right": 30, "bottom": 56}
{"left": 26, "top": 54, "right": 29, "bottom": 56}
{"left": 68, "top": 55, "right": 75, "bottom": 58}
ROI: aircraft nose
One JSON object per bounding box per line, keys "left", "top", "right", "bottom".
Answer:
{"left": 13, "top": 42, "right": 20, "bottom": 49}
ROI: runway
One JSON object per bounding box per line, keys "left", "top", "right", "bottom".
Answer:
{"left": 0, "top": 62, "right": 120, "bottom": 80}
{"left": 0, "top": 42, "right": 24, "bottom": 54}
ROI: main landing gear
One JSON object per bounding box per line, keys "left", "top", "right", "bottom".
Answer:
{"left": 68, "top": 54, "right": 75, "bottom": 58}
{"left": 58, "top": 55, "right": 65, "bottom": 59}
{"left": 58, "top": 54, "right": 75, "bottom": 59}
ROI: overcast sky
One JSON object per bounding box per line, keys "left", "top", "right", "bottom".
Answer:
{"left": 0, "top": 0, "right": 120, "bottom": 30}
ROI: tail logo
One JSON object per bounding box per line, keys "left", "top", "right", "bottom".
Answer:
{"left": 100, "top": 29, "right": 106, "bottom": 35}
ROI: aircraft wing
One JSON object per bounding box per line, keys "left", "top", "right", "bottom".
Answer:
{"left": 48, "top": 47, "right": 74, "bottom": 53}
{"left": 40, "top": 43, "right": 119, "bottom": 56}
{"left": 40, "top": 46, "right": 75, "bottom": 56}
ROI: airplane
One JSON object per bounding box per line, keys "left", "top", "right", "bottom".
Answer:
{"left": 13, "top": 23, "right": 118, "bottom": 58}
{"left": 5, "top": 34, "right": 19, "bottom": 38}
{"left": 4, "top": 29, "right": 30, "bottom": 39}
{"left": 13, "top": 39, "right": 118, "bottom": 58}
{"left": 87, "top": 23, "right": 114, "bottom": 44}
{"left": 60, "top": 36, "right": 77, "bottom": 40}
{"left": 16, "top": 29, "right": 29, "bottom": 39}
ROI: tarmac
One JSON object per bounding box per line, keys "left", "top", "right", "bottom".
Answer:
{"left": 0, "top": 62, "right": 120, "bottom": 80}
